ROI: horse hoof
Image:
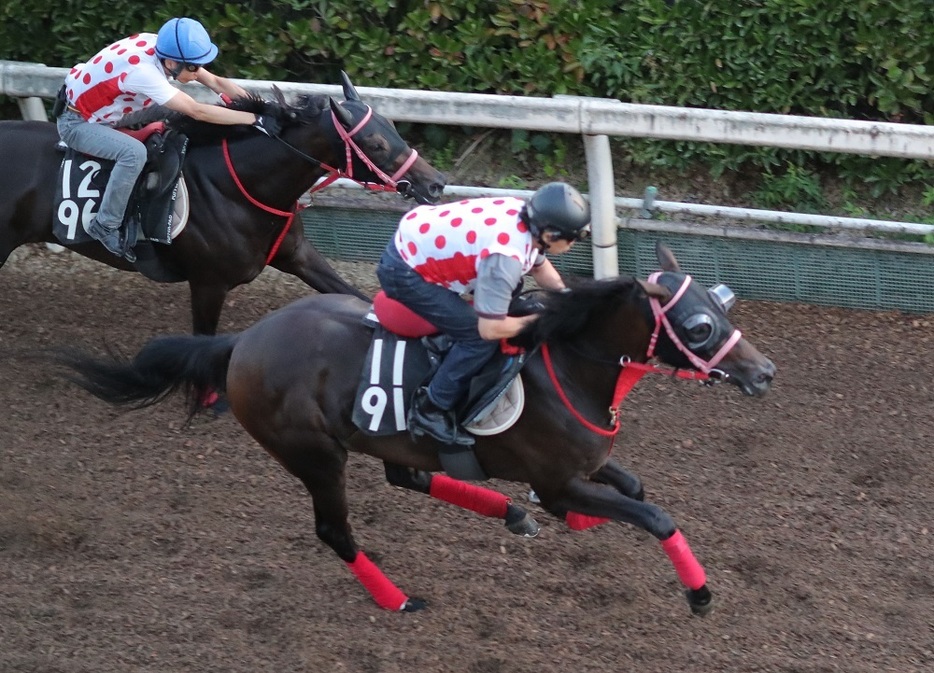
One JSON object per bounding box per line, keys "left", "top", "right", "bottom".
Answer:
{"left": 208, "top": 397, "right": 230, "bottom": 416}
{"left": 686, "top": 585, "right": 713, "bottom": 616}
{"left": 402, "top": 598, "right": 427, "bottom": 612}
{"left": 504, "top": 506, "right": 540, "bottom": 538}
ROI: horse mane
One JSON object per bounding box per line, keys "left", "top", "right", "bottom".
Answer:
{"left": 512, "top": 275, "right": 644, "bottom": 349}
{"left": 116, "top": 92, "right": 331, "bottom": 146}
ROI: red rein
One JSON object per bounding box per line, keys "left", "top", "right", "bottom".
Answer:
{"left": 222, "top": 138, "right": 298, "bottom": 265}
{"left": 541, "top": 343, "right": 711, "bottom": 439}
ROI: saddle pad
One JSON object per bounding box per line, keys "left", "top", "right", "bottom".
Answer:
{"left": 463, "top": 375, "right": 525, "bottom": 436}
{"left": 53, "top": 148, "right": 112, "bottom": 245}
{"left": 352, "top": 314, "right": 527, "bottom": 437}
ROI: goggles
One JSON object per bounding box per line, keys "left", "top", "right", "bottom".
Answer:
{"left": 554, "top": 225, "right": 590, "bottom": 243}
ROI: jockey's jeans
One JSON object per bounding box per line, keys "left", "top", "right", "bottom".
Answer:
{"left": 377, "top": 243, "right": 499, "bottom": 411}
{"left": 57, "top": 110, "right": 148, "bottom": 231}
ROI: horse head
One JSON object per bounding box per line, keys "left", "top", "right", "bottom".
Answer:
{"left": 517, "top": 241, "right": 774, "bottom": 398}
{"left": 325, "top": 71, "right": 446, "bottom": 204}
{"left": 638, "top": 242, "right": 775, "bottom": 396}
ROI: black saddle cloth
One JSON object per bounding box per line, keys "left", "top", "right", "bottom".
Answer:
{"left": 352, "top": 322, "right": 525, "bottom": 437}
{"left": 53, "top": 130, "right": 188, "bottom": 249}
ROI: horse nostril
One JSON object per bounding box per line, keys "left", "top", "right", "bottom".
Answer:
{"left": 429, "top": 182, "right": 445, "bottom": 198}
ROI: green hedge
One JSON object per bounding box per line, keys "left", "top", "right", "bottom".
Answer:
{"left": 5, "top": 0, "right": 932, "bottom": 121}
{"left": 3, "top": 1, "right": 932, "bottom": 199}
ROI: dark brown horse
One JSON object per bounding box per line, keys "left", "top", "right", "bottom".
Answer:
{"left": 0, "top": 72, "right": 444, "bottom": 336}
{"left": 52, "top": 243, "right": 775, "bottom": 614}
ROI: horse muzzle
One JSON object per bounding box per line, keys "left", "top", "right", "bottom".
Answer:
{"left": 398, "top": 179, "right": 444, "bottom": 205}
{"left": 730, "top": 356, "right": 776, "bottom": 397}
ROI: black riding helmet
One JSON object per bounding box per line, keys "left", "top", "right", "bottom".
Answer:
{"left": 522, "top": 182, "right": 591, "bottom": 243}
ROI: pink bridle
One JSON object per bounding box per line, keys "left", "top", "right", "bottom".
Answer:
{"left": 308, "top": 106, "right": 420, "bottom": 194}
{"left": 221, "top": 103, "right": 421, "bottom": 263}
{"left": 544, "top": 273, "right": 742, "bottom": 437}
{"left": 645, "top": 272, "right": 742, "bottom": 374}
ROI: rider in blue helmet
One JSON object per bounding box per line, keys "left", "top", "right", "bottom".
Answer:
{"left": 56, "top": 17, "right": 280, "bottom": 263}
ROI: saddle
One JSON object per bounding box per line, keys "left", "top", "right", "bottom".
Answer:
{"left": 53, "top": 122, "right": 190, "bottom": 281}
{"left": 352, "top": 291, "right": 532, "bottom": 480}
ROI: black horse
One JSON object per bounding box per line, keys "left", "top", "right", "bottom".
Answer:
{"left": 0, "top": 72, "right": 445, "bottom": 336}
{"left": 52, "top": 243, "right": 775, "bottom": 614}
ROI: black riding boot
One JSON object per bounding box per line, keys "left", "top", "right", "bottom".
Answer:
{"left": 408, "top": 387, "right": 475, "bottom": 447}
{"left": 87, "top": 218, "right": 136, "bottom": 263}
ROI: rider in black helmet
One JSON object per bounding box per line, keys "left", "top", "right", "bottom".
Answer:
{"left": 523, "top": 181, "right": 592, "bottom": 245}
{"left": 377, "top": 181, "right": 591, "bottom": 446}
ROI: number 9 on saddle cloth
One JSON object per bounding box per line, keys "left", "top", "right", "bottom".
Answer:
{"left": 53, "top": 123, "right": 189, "bottom": 252}
{"left": 351, "top": 291, "right": 536, "bottom": 439}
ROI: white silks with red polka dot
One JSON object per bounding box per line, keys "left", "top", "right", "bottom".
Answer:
{"left": 394, "top": 197, "right": 540, "bottom": 294}
{"left": 65, "top": 34, "right": 179, "bottom": 124}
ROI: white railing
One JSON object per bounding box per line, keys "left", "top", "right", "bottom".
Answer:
{"left": 4, "top": 59, "right": 934, "bottom": 274}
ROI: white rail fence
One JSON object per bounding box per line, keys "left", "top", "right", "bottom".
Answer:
{"left": 4, "top": 59, "right": 934, "bottom": 277}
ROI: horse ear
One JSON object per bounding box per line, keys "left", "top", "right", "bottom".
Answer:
{"left": 340, "top": 71, "right": 362, "bottom": 102}
{"left": 637, "top": 278, "right": 671, "bottom": 302}
{"left": 271, "top": 85, "right": 288, "bottom": 107}
{"left": 329, "top": 97, "right": 356, "bottom": 129}
{"left": 655, "top": 241, "right": 681, "bottom": 272}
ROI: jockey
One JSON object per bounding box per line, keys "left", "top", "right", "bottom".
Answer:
{"left": 376, "top": 181, "right": 591, "bottom": 446}
{"left": 56, "top": 17, "right": 280, "bottom": 262}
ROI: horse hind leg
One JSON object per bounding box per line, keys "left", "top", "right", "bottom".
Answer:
{"left": 291, "top": 455, "right": 425, "bottom": 612}
{"left": 384, "top": 463, "right": 540, "bottom": 537}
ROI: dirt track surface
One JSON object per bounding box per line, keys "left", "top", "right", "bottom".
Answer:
{"left": 1, "top": 244, "right": 932, "bottom": 673}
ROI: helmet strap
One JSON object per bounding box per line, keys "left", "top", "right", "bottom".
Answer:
{"left": 520, "top": 207, "right": 548, "bottom": 250}
{"left": 162, "top": 58, "right": 184, "bottom": 80}
{"left": 536, "top": 231, "right": 555, "bottom": 252}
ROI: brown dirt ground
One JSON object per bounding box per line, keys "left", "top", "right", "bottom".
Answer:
{"left": 1, "top": 243, "right": 933, "bottom": 673}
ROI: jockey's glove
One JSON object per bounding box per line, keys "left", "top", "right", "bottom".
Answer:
{"left": 253, "top": 113, "right": 282, "bottom": 137}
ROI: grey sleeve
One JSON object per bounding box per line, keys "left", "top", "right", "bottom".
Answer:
{"left": 474, "top": 254, "right": 525, "bottom": 318}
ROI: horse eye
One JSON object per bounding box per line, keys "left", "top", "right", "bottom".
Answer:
{"left": 362, "top": 135, "right": 389, "bottom": 154}
{"left": 682, "top": 314, "right": 714, "bottom": 347}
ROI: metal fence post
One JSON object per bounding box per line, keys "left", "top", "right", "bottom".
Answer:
{"left": 583, "top": 134, "right": 618, "bottom": 280}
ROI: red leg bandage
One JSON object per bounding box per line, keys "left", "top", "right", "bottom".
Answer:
{"left": 345, "top": 552, "right": 408, "bottom": 611}
{"left": 429, "top": 474, "right": 509, "bottom": 518}
{"left": 661, "top": 530, "right": 707, "bottom": 590}
{"left": 565, "top": 512, "right": 611, "bottom": 530}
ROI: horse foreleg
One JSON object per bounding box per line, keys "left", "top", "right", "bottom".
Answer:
{"left": 383, "top": 463, "right": 540, "bottom": 537}
{"left": 271, "top": 236, "right": 369, "bottom": 300}
{"left": 189, "top": 281, "right": 227, "bottom": 336}
{"left": 188, "top": 281, "right": 230, "bottom": 408}
{"left": 545, "top": 477, "right": 712, "bottom": 616}
{"left": 593, "top": 459, "right": 645, "bottom": 501}
{"left": 298, "top": 466, "right": 424, "bottom": 612}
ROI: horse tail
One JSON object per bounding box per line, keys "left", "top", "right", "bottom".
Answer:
{"left": 54, "top": 334, "right": 239, "bottom": 419}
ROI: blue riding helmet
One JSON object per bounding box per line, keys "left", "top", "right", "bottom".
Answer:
{"left": 155, "top": 17, "right": 218, "bottom": 65}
